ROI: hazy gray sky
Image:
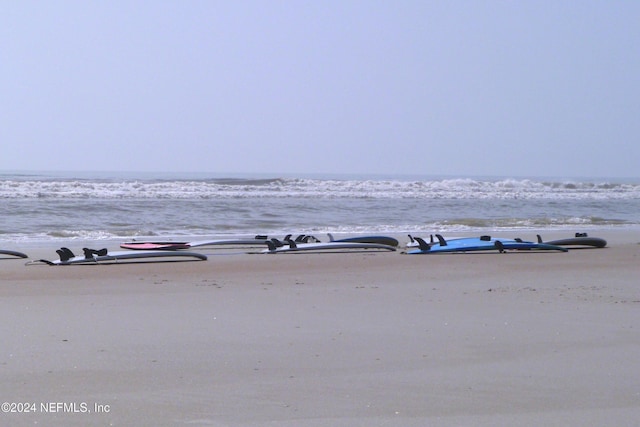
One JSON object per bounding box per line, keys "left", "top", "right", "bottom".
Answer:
{"left": 2, "top": 1, "right": 638, "bottom": 178}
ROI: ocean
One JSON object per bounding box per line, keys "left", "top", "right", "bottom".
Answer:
{"left": 1, "top": 170, "right": 639, "bottom": 245}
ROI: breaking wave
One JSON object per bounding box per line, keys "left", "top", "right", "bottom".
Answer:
{"left": 1, "top": 172, "right": 638, "bottom": 242}
{"left": 1, "top": 176, "right": 639, "bottom": 200}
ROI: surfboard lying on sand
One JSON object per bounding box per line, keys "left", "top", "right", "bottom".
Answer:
{"left": 537, "top": 233, "right": 607, "bottom": 248}
{"left": 327, "top": 233, "right": 399, "bottom": 247}
{"left": 27, "top": 247, "right": 207, "bottom": 265}
{"left": 262, "top": 239, "right": 397, "bottom": 253}
{"left": 0, "top": 249, "right": 28, "bottom": 259}
{"left": 0, "top": 249, "right": 29, "bottom": 258}
{"left": 406, "top": 235, "right": 568, "bottom": 254}
{"left": 120, "top": 236, "right": 272, "bottom": 250}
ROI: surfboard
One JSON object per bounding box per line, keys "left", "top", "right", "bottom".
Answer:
{"left": 0, "top": 249, "right": 28, "bottom": 259}
{"left": 28, "top": 247, "right": 207, "bottom": 265}
{"left": 406, "top": 235, "right": 568, "bottom": 254}
{"left": 327, "top": 233, "right": 399, "bottom": 247}
{"left": 120, "top": 236, "right": 271, "bottom": 250}
{"left": 537, "top": 233, "right": 607, "bottom": 248}
{"left": 262, "top": 239, "right": 397, "bottom": 253}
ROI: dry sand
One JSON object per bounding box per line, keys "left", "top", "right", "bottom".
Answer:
{"left": 1, "top": 230, "right": 639, "bottom": 426}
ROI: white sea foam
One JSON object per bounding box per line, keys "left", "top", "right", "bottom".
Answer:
{"left": 1, "top": 177, "right": 639, "bottom": 200}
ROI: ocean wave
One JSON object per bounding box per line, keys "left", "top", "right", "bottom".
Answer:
{"left": 1, "top": 177, "right": 639, "bottom": 200}
{"left": 433, "top": 216, "right": 631, "bottom": 229}
{"left": 2, "top": 174, "right": 638, "bottom": 243}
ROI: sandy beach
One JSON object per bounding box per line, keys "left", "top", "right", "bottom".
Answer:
{"left": 1, "top": 230, "right": 639, "bottom": 426}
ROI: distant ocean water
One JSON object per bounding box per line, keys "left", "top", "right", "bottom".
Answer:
{"left": 1, "top": 171, "right": 639, "bottom": 244}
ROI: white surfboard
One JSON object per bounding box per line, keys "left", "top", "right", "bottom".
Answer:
{"left": 28, "top": 249, "right": 207, "bottom": 265}
{"left": 262, "top": 239, "right": 396, "bottom": 254}
{"left": 120, "top": 237, "right": 272, "bottom": 250}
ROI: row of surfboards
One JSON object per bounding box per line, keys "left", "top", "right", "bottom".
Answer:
{"left": 3, "top": 232, "right": 606, "bottom": 265}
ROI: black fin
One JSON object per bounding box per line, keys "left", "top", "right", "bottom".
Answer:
{"left": 407, "top": 234, "right": 415, "bottom": 243}
{"left": 537, "top": 234, "right": 543, "bottom": 243}
{"left": 515, "top": 238, "right": 523, "bottom": 243}
{"left": 435, "top": 234, "right": 447, "bottom": 246}
{"left": 265, "top": 241, "right": 277, "bottom": 252}
{"left": 287, "top": 240, "right": 297, "bottom": 249}
{"left": 61, "top": 247, "right": 76, "bottom": 258}
{"left": 414, "top": 237, "right": 431, "bottom": 251}
{"left": 495, "top": 240, "right": 505, "bottom": 253}
{"left": 83, "top": 248, "right": 94, "bottom": 259}
{"left": 56, "top": 249, "right": 71, "bottom": 262}
{"left": 57, "top": 247, "right": 75, "bottom": 261}
{"left": 270, "top": 238, "right": 283, "bottom": 247}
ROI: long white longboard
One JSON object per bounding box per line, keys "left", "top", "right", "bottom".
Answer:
{"left": 28, "top": 248, "right": 207, "bottom": 265}
{"left": 262, "top": 239, "right": 396, "bottom": 254}
{"left": 120, "top": 237, "right": 272, "bottom": 250}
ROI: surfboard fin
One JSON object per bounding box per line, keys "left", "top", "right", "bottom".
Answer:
{"left": 414, "top": 237, "right": 431, "bottom": 251}
{"left": 537, "top": 234, "right": 543, "bottom": 243}
{"left": 83, "top": 248, "right": 109, "bottom": 259}
{"left": 286, "top": 239, "right": 297, "bottom": 249}
{"left": 435, "top": 234, "right": 447, "bottom": 246}
{"left": 270, "top": 238, "right": 284, "bottom": 248}
{"left": 495, "top": 240, "right": 505, "bottom": 253}
{"left": 83, "top": 248, "right": 96, "bottom": 259}
{"left": 57, "top": 247, "right": 76, "bottom": 261}
{"left": 265, "top": 241, "right": 277, "bottom": 252}
{"left": 56, "top": 249, "right": 68, "bottom": 261}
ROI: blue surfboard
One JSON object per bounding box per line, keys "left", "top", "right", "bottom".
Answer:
{"left": 406, "top": 235, "right": 568, "bottom": 254}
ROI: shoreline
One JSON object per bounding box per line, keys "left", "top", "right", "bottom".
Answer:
{"left": 3, "top": 226, "right": 639, "bottom": 252}
{"left": 1, "top": 228, "right": 639, "bottom": 426}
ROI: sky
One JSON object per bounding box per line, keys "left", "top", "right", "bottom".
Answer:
{"left": 1, "top": 0, "right": 639, "bottom": 178}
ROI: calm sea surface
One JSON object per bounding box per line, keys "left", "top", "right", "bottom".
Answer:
{"left": 1, "top": 171, "right": 639, "bottom": 244}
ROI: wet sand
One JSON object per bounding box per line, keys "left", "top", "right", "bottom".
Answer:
{"left": 1, "top": 230, "right": 639, "bottom": 426}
